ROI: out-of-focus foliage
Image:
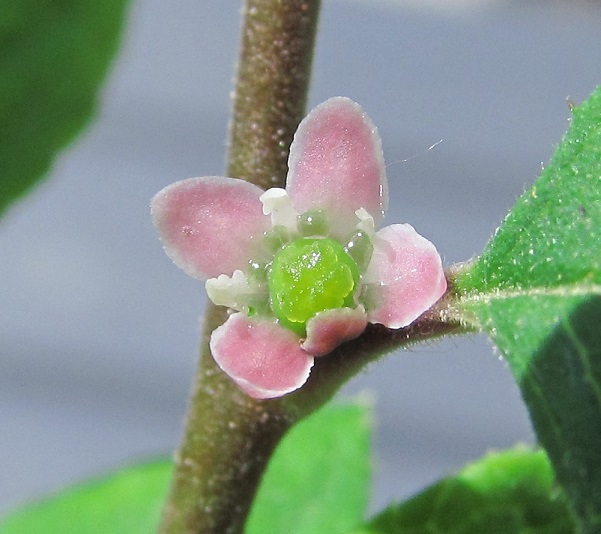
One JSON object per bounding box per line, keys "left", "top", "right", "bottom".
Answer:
{"left": 0, "top": 1, "right": 128, "bottom": 217}
{"left": 0, "top": 402, "right": 371, "bottom": 533}
{"left": 357, "top": 448, "right": 573, "bottom": 533}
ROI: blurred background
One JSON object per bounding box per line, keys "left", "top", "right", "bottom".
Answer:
{"left": 2, "top": 0, "right": 601, "bottom": 517}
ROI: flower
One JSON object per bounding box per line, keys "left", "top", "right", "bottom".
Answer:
{"left": 151, "top": 97, "right": 447, "bottom": 399}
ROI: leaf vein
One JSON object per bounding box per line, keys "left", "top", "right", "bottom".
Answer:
{"left": 458, "top": 283, "right": 601, "bottom": 306}
{"left": 563, "top": 316, "right": 601, "bottom": 416}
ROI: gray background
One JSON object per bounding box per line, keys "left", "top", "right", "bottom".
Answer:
{"left": 2, "top": 0, "right": 601, "bottom": 518}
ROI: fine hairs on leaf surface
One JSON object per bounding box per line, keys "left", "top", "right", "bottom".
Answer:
{"left": 0, "top": 0, "right": 129, "bottom": 218}
{"left": 453, "top": 84, "right": 601, "bottom": 532}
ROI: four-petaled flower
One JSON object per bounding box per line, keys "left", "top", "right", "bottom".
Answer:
{"left": 151, "top": 97, "right": 447, "bottom": 399}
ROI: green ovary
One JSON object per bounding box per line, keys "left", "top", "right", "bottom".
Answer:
{"left": 268, "top": 238, "right": 360, "bottom": 334}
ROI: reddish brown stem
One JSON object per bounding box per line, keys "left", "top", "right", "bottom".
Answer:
{"left": 158, "top": 2, "right": 470, "bottom": 531}
{"left": 159, "top": 1, "right": 322, "bottom": 532}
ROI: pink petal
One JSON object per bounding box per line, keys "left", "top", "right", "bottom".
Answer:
{"left": 364, "top": 224, "right": 447, "bottom": 329}
{"left": 151, "top": 177, "right": 269, "bottom": 279}
{"left": 210, "top": 313, "right": 314, "bottom": 399}
{"left": 286, "top": 97, "right": 388, "bottom": 237}
{"left": 302, "top": 307, "right": 368, "bottom": 356}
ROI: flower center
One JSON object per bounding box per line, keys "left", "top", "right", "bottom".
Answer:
{"left": 268, "top": 237, "right": 359, "bottom": 334}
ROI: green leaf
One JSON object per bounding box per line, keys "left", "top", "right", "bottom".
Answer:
{"left": 0, "top": 402, "right": 370, "bottom": 533}
{"left": 0, "top": 460, "right": 171, "bottom": 534}
{"left": 246, "top": 401, "right": 371, "bottom": 534}
{"left": 357, "top": 447, "right": 574, "bottom": 534}
{"left": 0, "top": 0, "right": 128, "bottom": 217}
{"left": 453, "top": 85, "right": 601, "bottom": 531}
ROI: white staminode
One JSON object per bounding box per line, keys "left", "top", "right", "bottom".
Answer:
{"left": 206, "top": 269, "right": 252, "bottom": 311}
{"left": 355, "top": 208, "right": 376, "bottom": 239}
{"left": 259, "top": 188, "right": 299, "bottom": 233}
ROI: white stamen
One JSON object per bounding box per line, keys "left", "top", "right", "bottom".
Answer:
{"left": 355, "top": 208, "right": 376, "bottom": 240}
{"left": 206, "top": 270, "right": 252, "bottom": 311}
{"left": 259, "top": 188, "right": 299, "bottom": 232}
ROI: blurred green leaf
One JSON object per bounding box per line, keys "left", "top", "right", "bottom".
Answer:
{"left": 453, "top": 85, "right": 601, "bottom": 532}
{"left": 246, "top": 401, "right": 371, "bottom": 534}
{"left": 0, "top": 460, "right": 171, "bottom": 534}
{"left": 357, "top": 447, "right": 574, "bottom": 534}
{"left": 0, "top": 0, "right": 128, "bottom": 217}
{"left": 0, "top": 402, "right": 371, "bottom": 533}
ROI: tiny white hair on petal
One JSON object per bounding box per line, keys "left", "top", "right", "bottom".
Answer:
{"left": 259, "top": 188, "right": 299, "bottom": 232}
{"left": 205, "top": 269, "right": 251, "bottom": 311}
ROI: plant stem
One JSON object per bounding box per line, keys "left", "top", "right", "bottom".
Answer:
{"left": 158, "top": 2, "right": 472, "bottom": 531}
{"left": 227, "top": 0, "right": 323, "bottom": 190}
{"left": 159, "top": 1, "right": 322, "bottom": 532}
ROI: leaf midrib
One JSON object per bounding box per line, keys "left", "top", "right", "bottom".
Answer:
{"left": 457, "top": 281, "right": 601, "bottom": 307}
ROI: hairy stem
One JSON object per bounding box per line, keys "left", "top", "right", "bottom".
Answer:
{"left": 227, "top": 0, "right": 322, "bottom": 189}
{"left": 159, "top": 1, "right": 322, "bottom": 532}
{"left": 158, "top": 2, "right": 472, "bottom": 532}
